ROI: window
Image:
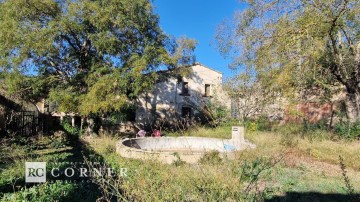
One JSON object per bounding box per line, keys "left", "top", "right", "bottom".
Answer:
{"left": 181, "top": 107, "right": 192, "bottom": 118}
{"left": 204, "top": 84, "right": 211, "bottom": 97}
{"left": 181, "top": 82, "right": 189, "bottom": 95}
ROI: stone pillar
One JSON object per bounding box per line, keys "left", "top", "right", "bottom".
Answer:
{"left": 231, "top": 126, "right": 244, "bottom": 147}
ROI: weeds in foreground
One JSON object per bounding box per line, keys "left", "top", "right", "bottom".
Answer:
{"left": 240, "top": 155, "right": 284, "bottom": 200}
{"left": 339, "top": 155, "right": 359, "bottom": 202}
{"left": 171, "top": 152, "right": 186, "bottom": 167}
{"left": 85, "top": 134, "right": 283, "bottom": 201}
{"left": 198, "top": 150, "right": 222, "bottom": 165}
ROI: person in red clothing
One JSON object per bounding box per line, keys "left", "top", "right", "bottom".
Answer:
{"left": 152, "top": 129, "right": 161, "bottom": 137}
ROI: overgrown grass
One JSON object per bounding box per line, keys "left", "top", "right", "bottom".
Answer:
{"left": 164, "top": 123, "right": 360, "bottom": 170}
{"left": 86, "top": 127, "right": 360, "bottom": 201}
{"left": 86, "top": 134, "right": 276, "bottom": 201}
{"left": 165, "top": 125, "right": 232, "bottom": 139}
{"left": 1, "top": 124, "right": 360, "bottom": 201}
{"left": 242, "top": 131, "right": 360, "bottom": 171}
{"left": 0, "top": 134, "right": 100, "bottom": 201}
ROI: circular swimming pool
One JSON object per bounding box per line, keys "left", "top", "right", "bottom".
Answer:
{"left": 116, "top": 127, "right": 256, "bottom": 164}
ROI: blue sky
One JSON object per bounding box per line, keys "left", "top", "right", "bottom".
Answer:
{"left": 153, "top": 0, "right": 245, "bottom": 79}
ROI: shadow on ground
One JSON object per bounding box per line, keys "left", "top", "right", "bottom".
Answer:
{"left": 266, "top": 192, "right": 360, "bottom": 202}
{"left": 0, "top": 134, "right": 113, "bottom": 201}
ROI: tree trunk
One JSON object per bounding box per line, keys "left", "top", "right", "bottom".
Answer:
{"left": 344, "top": 91, "right": 360, "bottom": 122}
{"left": 86, "top": 117, "right": 94, "bottom": 135}
{"left": 80, "top": 116, "right": 84, "bottom": 132}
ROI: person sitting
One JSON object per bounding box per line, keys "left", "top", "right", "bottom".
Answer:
{"left": 136, "top": 130, "right": 146, "bottom": 138}
{"left": 152, "top": 129, "right": 161, "bottom": 137}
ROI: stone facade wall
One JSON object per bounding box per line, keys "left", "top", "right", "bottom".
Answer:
{"left": 136, "top": 64, "right": 230, "bottom": 124}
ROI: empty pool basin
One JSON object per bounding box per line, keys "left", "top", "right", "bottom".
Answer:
{"left": 116, "top": 126, "right": 256, "bottom": 164}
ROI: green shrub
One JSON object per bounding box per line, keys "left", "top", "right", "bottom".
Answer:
{"left": 334, "top": 120, "right": 360, "bottom": 140}
{"left": 197, "top": 101, "right": 230, "bottom": 127}
{"left": 102, "top": 104, "right": 136, "bottom": 125}
{"left": 255, "top": 115, "right": 273, "bottom": 131}
{"left": 199, "top": 150, "right": 222, "bottom": 165}
{"left": 274, "top": 121, "right": 331, "bottom": 141}
{"left": 303, "top": 119, "right": 328, "bottom": 131}
{"left": 243, "top": 115, "right": 274, "bottom": 132}
{"left": 231, "top": 157, "right": 278, "bottom": 200}
{"left": 172, "top": 152, "right": 186, "bottom": 166}
{"left": 61, "top": 118, "right": 80, "bottom": 136}
{"left": 244, "top": 120, "right": 258, "bottom": 132}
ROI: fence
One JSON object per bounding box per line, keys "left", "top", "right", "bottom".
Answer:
{"left": 5, "top": 111, "right": 43, "bottom": 136}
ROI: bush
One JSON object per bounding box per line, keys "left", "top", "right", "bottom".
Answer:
{"left": 244, "top": 115, "right": 274, "bottom": 132}
{"left": 196, "top": 101, "right": 230, "bottom": 127}
{"left": 303, "top": 119, "right": 328, "bottom": 132}
{"left": 334, "top": 120, "right": 360, "bottom": 140}
{"left": 244, "top": 120, "right": 258, "bottom": 132}
{"left": 255, "top": 115, "right": 273, "bottom": 131}
{"left": 198, "top": 151, "right": 222, "bottom": 165}
{"left": 102, "top": 104, "right": 136, "bottom": 126}
{"left": 269, "top": 122, "right": 331, "bottom": 141}
{"left": 61, "top": 118, "right": 80, "bottom": 136}
{"left": 172, "top": 152, "right": 186, "bottom": 166}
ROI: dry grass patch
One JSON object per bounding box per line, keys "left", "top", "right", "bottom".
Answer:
{"left": 84, "top": 128, "right": 360, "bottom": 200}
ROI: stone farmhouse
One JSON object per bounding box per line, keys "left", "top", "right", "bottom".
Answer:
{"left": 135, "top": 63, "right": 231, "bottom": 125}
{"left": 18, "top": 63, "right": 230, "bottom": 134}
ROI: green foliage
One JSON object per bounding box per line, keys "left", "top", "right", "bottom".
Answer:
{"left": 0, "top": 0, "right": 196, "bottom": 116}
{"left": 274, "top": 122, "right": 331, "bottom": 141}
{"left": 197, "top": 101, "right": 230, "bottom": 127}
{"left": 103, "top": 104, "right": 136, "bottom": 125}
{"left": 238, "top": 158, "right": 274, "bottom": 182}
{"left": 303, "top": 120, "right": 329, "bottom": 132}
{"left": 244, "top": 115, "right": 274, "bottom": 132}
{"left": 172, "top": 152, "right": 186, "bottom": 167}
{"left": 334, "top": 120, "right": 360, "bottom": 140}
{"left": 216, "top": 0, "right": 360, "bottom": 120}
{"left": 2, "top": 126, "right": 360, "bottom": 201}
{"left": 245, "top": 121, "right": 258, "bottom": 132}
{"left": 339, "top": 156, "right": 356, "bottom": 197}
{"left": 198, "top": 150, "right": 222, "bottom": 165}
{"left": 255, "top": 116, "right": 273, "bottom": 131}
{"left": 232, "top": 157, "right": 279, "bottom": 200}
{"left": 48, "top": 89, "right": 79, "bottom": 113}
{"left": 61, "top": 118, "right": 80, "bottom": 136}
{"left": 1, "top": 182, "right": 77, "bottom": 202}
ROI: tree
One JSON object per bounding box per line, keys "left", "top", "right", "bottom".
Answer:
{"left": 223, "top": 73, "right": 279, "bottom": 122}
{"left": 216, "top": 0, "right": 360, "bottom": 122}
{"left": 0, "top": 0, "right": 196, "bottom": 116}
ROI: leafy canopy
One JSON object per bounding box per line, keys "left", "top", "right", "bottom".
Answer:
{"left": 0, "top": 0, "right": 197, "bottom": 115}
{"left": 216, "top": 0, "right": 360, "bottom": 99}
{"left": 217, "top": 0, "right": 360, "bottom": 120}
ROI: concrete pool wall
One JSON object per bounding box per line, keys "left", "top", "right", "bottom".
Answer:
{"left": 116, "top": 126, "right": 256, "bottom": 164}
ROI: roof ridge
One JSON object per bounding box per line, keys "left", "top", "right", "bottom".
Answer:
{"left": 194, "top": 62, "right": 223, "bottom": 74}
